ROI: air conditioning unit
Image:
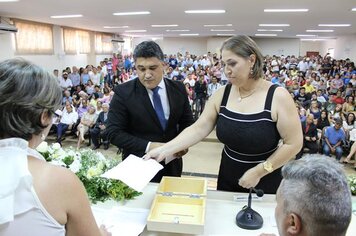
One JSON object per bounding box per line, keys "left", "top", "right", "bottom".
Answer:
{"left": 112, "top": 37, "right": 124, "bottom": 43}
{"left": 0, "top": 23, "right": 18, "bottom": 33}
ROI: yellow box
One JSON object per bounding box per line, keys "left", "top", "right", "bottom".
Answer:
{"left": 147, "top": 177, "right": 207, "bottom": 234}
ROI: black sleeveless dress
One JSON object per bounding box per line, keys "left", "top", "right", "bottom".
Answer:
{"left": 216, "top": 84, "right": 281, "bottom": 194}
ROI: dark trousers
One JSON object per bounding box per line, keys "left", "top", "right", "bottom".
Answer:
{"left": 296, "top": 140, "right": 318, "bottom": 159}
{"left": 57, "top": 123, "right": 69, "bottom": 142}
{"left": 90, "top": 127, "right": 108, "bottom": 147}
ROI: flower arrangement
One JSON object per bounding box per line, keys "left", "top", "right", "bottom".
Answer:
{"left": 349, "top": 176, "right": 356, "bottom": 196}
{"left": 36, "top": 142, "right": 141, "bottom": 203}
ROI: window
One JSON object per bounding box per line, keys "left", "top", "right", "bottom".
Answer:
{"left": 95, "top": 33, "right": 113, "bottom": 54}
{"left": 13, "top": 19, "right": 53, "bottom": 54}
{"left": 63, "top": 28, "right": 91, "bottom": 54}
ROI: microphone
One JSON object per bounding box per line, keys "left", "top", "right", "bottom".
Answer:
{"left": 236, "top": 188, "right": 264, "bottom": 230}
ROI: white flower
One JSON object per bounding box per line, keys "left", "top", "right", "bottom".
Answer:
{"left": 97, "top": 161, "right": 104, "bottom": 171}
{"left": 52, "top": 143, "right": 61, "bottom": 150}
{"left": 67, "top": 150, "right": 76, "bottom": 157}
{"left": 97, "top": 152, "right": 106, "bottom": 161}
{"left": 36, "top": 141, "right": 48, "bottom": 153}
{"left": 351, "top": 186, "right": 355, "bottom": 191}
{"left": 50, "top": 159, "right": 66, "bottom": 167}
{"left": 69, "top": 159, "right": 82, "bottom": 173}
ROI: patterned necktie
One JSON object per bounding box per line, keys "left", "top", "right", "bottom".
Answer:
{"left": 151, "top": 87, "right": 167, "bottom": 130}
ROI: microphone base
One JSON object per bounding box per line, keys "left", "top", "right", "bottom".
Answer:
{"left": 235, "top": 206, "right": 263, "bottom": 230}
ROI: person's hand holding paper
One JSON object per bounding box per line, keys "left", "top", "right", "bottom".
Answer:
{"left": 102, "top": 155, "right": 163, "bottom": 191}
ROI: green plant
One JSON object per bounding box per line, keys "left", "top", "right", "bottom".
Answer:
{"left": 36, "top": 142, "right": 141, "bottom": 203}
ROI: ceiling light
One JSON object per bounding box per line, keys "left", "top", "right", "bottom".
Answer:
{"left": 151, "top": 24, "right": 178, "bottom": 27}
{"left": 50, "top": 14, "right": 83, "bottom": 19}
{"left": 103, "top": 26, "right": 129, "bottom": 29}
{"left": 296, "top": 34, "right": 317, "bottom": 37}
{"left": 210, "top": 29, "right": 235, "bottom": 32}
{"left": 259, "top": 24, "right": 290, "bottom": 27}
{"left": 166, "top": 29, "right": 190, "bottom": 32}
{"left": 113, "top": 11, "right": 150, "bottom": 16}
{"left": 264, "top": 9, "right": 309, "bottom": 12}
{"left": 125, "top": 30, "right": 147, "bottom": 33}
{"left": 300, "top": 38, "right": 328, "bottom": 41}
{"left": 257, "top": 29, "right": 283, "bottom": 32}
{"left": 352, "top": 8, "right": 356, "bottom": 11}
{"left": 185, "top": 10, "right": 225, "bottom": 14}
{"left": 306, "top": 29, "right": 334, "bottom": 32}
{"left": 255, "top": 34, "right": 277, "bottom": 36}
{"left": 0, "top": 0, "right": 19, "bottom": 2}
{"left": 318, "top": 24, "right": 351, "bottom": 27}
{"left": 217, "top": 34, "right": 235, "bottom": 36}
{"left": 204, "top": 24, "right": 232, "bottom": 27}
{"left": 180, "top": 33, "right": 199, "bottom": 36}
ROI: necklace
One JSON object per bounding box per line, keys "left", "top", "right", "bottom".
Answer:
{"left": 237, "top": 88, "right": 258, "bottom": 102}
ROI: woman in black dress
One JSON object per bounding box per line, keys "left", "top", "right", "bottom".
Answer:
{"left": 146, "top": 36, "right": 303, "bottom": 194}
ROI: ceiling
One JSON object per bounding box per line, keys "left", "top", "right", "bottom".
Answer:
{"left": 0, "top": 0, "right": 355, "bottom": 39}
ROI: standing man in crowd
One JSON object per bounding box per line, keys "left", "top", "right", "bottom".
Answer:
{"left": 207, "top": 76, "right": 221, "bottom": 98}
{"left": 106, "top": 41, "right": 194, "bottom": 182}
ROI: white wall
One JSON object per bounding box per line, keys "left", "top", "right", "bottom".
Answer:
{"left": 0, "top": 25, "right": 111, "bottom": 72}
{"left": 207, "top": 37, "right": 228, "bottom": 55}
{"left": 252, "top": 37, "right": 300, "bottom": 57}
{"left": 299, "top": 41, "right": 322, "bottom": 56}
{"left": 329, "top": 35, "right": 356, "bottom": 61}
{"left": 162, "top": 37, "right": 208, "bottom": 55}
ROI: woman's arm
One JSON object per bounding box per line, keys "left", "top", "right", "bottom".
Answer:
{"left": 239, "top": 87, "right": 303, "bottom": 189}
{"left": 59, "top": 169, "right": 107, "bottom": 236}
{"left": 145, "top": 86, "right": 225, "bottom": 162}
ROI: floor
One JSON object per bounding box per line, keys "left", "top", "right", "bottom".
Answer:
{"left": 52, "top": 129, "right": 356, "bottom": 190}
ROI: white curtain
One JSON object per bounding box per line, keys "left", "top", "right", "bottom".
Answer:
{"left": 14, "top": 19, "right": 53, "bottom": 54}
{"left": 95, "top": 33, "right": 113, "bottom": 54}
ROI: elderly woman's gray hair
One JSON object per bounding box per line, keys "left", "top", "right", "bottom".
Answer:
{"left": 0, "top": 58, "right": 62, "bottom": 140}
{"left": 280, "top": 155, "right": 352, "bottom": 236}
{"left": 220, "top": 35, "right": 264, "bottom": 80}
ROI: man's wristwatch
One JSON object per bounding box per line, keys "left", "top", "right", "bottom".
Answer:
{"left": 262, "top": 160, "right": 274, "bottom": 173}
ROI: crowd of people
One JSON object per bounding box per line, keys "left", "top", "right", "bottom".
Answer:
{"left": 0, "top": 35, "right": 355, "bottom": 235}
{"left": 52, "top": 44, "right": 356, "bottom": 169}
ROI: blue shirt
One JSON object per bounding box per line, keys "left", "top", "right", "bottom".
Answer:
{"left": 325, "top": 126, "right": 345, "bottom": 145}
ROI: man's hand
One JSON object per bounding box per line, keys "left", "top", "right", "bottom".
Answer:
{"left": 311, "top": 137, "right": 316, "bottom": 141}
{"left": 99, "top": 124, "right": 106, "bottom": 130}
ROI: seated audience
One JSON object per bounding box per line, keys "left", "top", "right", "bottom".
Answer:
{"left": 77, "top": 105, "right": 98, "bottom": 149}
{"left": 296, "top": 114, "right": 318, "bottom": 159}
{"left": 56, "top": 103, "right": 79, "bottom": 145}
{"left": 0, "top": 58, "right": 110, "bottom": 236}
{"left": 260, "top": 155, "right": 352, "bottom": 236}
{"left": 323, "top": 118, "right": 346, "bottom": 161}
{"left": 90, "top": 103, "right": 110, "bottom": 150}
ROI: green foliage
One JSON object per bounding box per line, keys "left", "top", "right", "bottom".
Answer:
{"left": 37, "top": 142, "right": 141, "bottom": 203}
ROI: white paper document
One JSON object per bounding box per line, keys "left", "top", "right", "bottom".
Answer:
{"left": 102, "top": 154, "right": 163, "bottom": 191}
{"left": 92, "top": 206, "right": 149, "bottom": 236}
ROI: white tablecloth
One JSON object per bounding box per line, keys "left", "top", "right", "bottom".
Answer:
{"left": 93, "top": 183, "right": 356, "bottom": 236}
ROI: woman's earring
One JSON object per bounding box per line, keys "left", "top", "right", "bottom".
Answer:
{"left": 250, "top": 67, "right": 253, "bottom": 75}
{"left": 41, "top": 133, "right": 46, "bottom": 141}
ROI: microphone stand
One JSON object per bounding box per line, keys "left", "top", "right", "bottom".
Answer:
{"left": 235, "top": 188, "right": 264, "bottom": 230}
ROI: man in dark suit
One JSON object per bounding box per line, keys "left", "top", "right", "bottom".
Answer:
{"left": 106, "top": 41, "right": 194, "bottom": 182}
{"left": 296, "top": 114, "right": 318, "bottom": 159}
{"left": 90, "top": 103, "right": 110, "bottom": 150}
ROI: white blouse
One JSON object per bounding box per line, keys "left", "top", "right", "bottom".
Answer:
{"left": 0, "top": 138, "right": 65, "bottom": 236}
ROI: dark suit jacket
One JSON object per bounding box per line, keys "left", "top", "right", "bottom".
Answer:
{"left": 302, "top": 121, "right": 318, "bottom": 141}
{"left": 106, "top": 78, "right": 194, "bottom": 182}
{"left": 94, "top": 111, "right": 108, "bottom": 128}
